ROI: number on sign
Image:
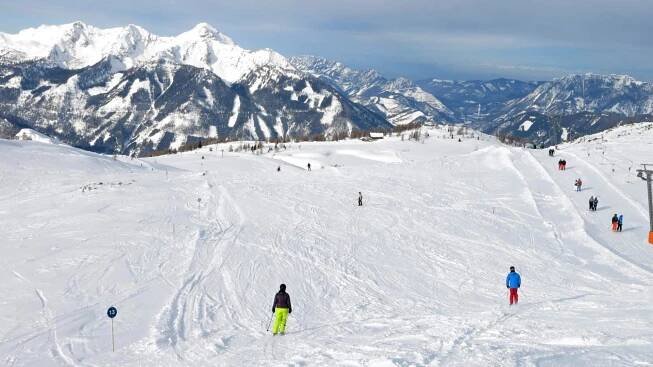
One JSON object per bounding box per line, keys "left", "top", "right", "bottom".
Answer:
{"left": 107, "top": 306, "right": 117, "bottom": 319}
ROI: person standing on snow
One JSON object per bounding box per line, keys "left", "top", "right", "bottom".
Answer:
{"left": 618, "top": 214, "right": 624, "bottom": 232}
{"left": 611, "top": 214, "right": 619, "bottom": 231}
{"left": 575, "top": 178, "right": 582, "bottom": 192}
{"left": 358, "top": 192, "right": 363, "bottom": 207}
{"left": 506, "top": 266, "right": 521, "bottom": 305}
{"left": 307, "top": 163, "right": 311, "bottom": 171}
{"left": 593, "top": 196, "right": 599, "bottom": 211}
{"left": 589, "top": 196, "right": 594, "bottom": 211}
{"left": 271, "top": 284, "right": 292, "bottom": 335}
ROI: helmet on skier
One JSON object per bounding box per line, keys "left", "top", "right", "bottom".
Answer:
{"left": 509, "top": 266, "right": 515, "bottom": 272}
{"left": 280, "top": 284, "right": 286, "bottom": 292}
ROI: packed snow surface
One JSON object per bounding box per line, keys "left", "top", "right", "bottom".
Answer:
{"left": 1, "top": 125, "right": 653, "bottom": 366}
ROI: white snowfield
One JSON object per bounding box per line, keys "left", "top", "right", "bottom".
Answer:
{"left": 1, "top": 124, "right": 652, "bottom": 366}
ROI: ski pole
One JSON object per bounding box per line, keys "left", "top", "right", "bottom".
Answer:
{"left": 266, "top": 312, "right": 274, "bottom": 332}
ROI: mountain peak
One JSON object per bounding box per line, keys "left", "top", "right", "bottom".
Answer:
{"left": 183, "top": 22, "right": 234, "bottom": 45}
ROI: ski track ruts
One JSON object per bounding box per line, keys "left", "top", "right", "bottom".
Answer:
{"left": 563, "top": 150, "right": 649, "bottom": 219}
{"left": 508, "top": 148, "right": 653, "bottom": 277}
{"left": 35, "top": 288, "right": 78, "bottom": 367}
{"left": 439, "top": 293, "right": 596, "bottom": 366}
{"left": 524, "top": 149, "right": 653, "bottom": 276}
{"left": 156, "top": 177, "right": 244, "bottom": 361}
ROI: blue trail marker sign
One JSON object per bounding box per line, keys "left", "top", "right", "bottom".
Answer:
{"left": 107, "top": 306, "right": 117, "bottom": 351}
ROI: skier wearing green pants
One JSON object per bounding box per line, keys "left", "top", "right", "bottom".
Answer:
{"left": 271, "top": 284, "right": 292, "bottom": 335}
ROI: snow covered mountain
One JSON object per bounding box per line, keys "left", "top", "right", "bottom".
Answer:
{"left": 416, "top": 78, "right": 541, "bottom": 121}
{"left": 483, "top": 74, "right": 653, "bottom": 145}
{"left": 502, "top": 74, "right": 653, "bottom": 117}
{"left": 0, "top": 23, "right": 389, "bottom": 155}
{"left": 414, "top": 74, "right": 653, "bottom": 146}
{"left": 290, "top": 55, "right": 454, "bottom": 125}
{"left": 0, "top": 22, "right": 293, "bottom": 83}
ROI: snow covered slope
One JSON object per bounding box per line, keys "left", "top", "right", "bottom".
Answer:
{"left": 1, "top": 124, "right": 652, "bottom": 366}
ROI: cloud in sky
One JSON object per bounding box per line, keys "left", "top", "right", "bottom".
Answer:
{"left": 1, "top": 0, "right": 652, "bottom": 81}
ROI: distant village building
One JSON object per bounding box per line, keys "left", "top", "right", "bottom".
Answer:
{"left": 369, "top": 132, "right": 384, "bottom": 140}
{"left": 16, "top": 130, "right": 33, "bottom": 140}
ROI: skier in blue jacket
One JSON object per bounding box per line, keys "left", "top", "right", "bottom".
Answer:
{"left": 506, "top": 266, "right": 521, "bottom": 305}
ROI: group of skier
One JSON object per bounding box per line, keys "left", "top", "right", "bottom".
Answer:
{"left": 552, "top": 149, "right": 627, "bottom": 234}
{"left": 272, "top": 265, "right": 522, "bottom": 335}
{"left": 269, "top": 143, "right": 642, "bottom": 335}
{"left": 588, "top": 196, "right": 599, "bottom": 211}
{"left": 611, "top": 214, "right": 624, "bottom": 232}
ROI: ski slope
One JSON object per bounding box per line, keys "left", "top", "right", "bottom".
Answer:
{"left": 1, "top": 125, "right": 652, "bottom": 366}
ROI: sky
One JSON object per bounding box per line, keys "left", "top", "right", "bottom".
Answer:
{"left": 1, "top": 0, "right": 652, "bottom": 81}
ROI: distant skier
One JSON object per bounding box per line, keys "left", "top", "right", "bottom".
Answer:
{"left": 506, "top": 266, "right": 521, "bottom": 305}
{"left": 562, "top": 159, "right": 567, "bottom": 170}
{"left": 358, "top": 192, "right": 363, "bottom": 207}
{"left": 558, "top": 159, "right": 563, "bottom": 170}
{"left": 611, "top": 214, "right": 619, "bottom": 231}
{"left": 618, "top": 214, "right": 624, "bottom": 232}
{"left": 307, "top": 163, "right": 311, "bottom": 171}
{"left": 593, "top": 196, "right": 599, "bottom": 211}
{"left": 574, "top": 178, "right": 582, "bottom": 192}
{"left": 277, "top": 166, "right": 281, "bottom": 172}
{"left": 589, "top": 196, "right": 594, "bottom": 211}
{"left": 271, "top": 284, "right": 292, "bottom": 335}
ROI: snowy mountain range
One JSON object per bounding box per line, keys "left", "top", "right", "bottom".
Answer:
{"left": 415, "top": 78, "right": 542, "bottom": 120}
{"left": 0, "top": 22, "right": 387, "bottom": 155}
{"left": 290, "top": 55, "right": 454, "bottom": 125}
{"left": 502, "top": 74, "right": 653, "bottom": 117}
{"left": 2, "top": 22, "right": 653, "bottom": 153}
{"left": 488, "top": 74, "right": 653, "bottom": 145}
{"left": 293, "top": 57, "right": 653, "bottom": 145}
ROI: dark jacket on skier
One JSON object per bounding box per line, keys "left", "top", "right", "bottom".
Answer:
{"left": 272, "top": 286, "right": 292, "bottom": 313}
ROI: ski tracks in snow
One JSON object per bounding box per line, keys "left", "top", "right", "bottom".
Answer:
{"left": 509, "top": 148, "right": 653, "bottom": 279}
{"left": 524, "top": 149, "right": 653, "bottom": 276}
{"left": 156, "top": 175, "right": 245, "bottom": 362}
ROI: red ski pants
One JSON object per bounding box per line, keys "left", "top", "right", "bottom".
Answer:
{"left": 509, "top": 288, "right": 519, "bottom": 305}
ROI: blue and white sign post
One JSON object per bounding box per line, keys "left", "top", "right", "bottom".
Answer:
{"left": 107, "top": 306, "right": 117, "bottom": 352}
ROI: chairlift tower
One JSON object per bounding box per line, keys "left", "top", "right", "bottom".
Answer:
{"left": 636, "top": 163, "right": 653, "bottom": 244}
